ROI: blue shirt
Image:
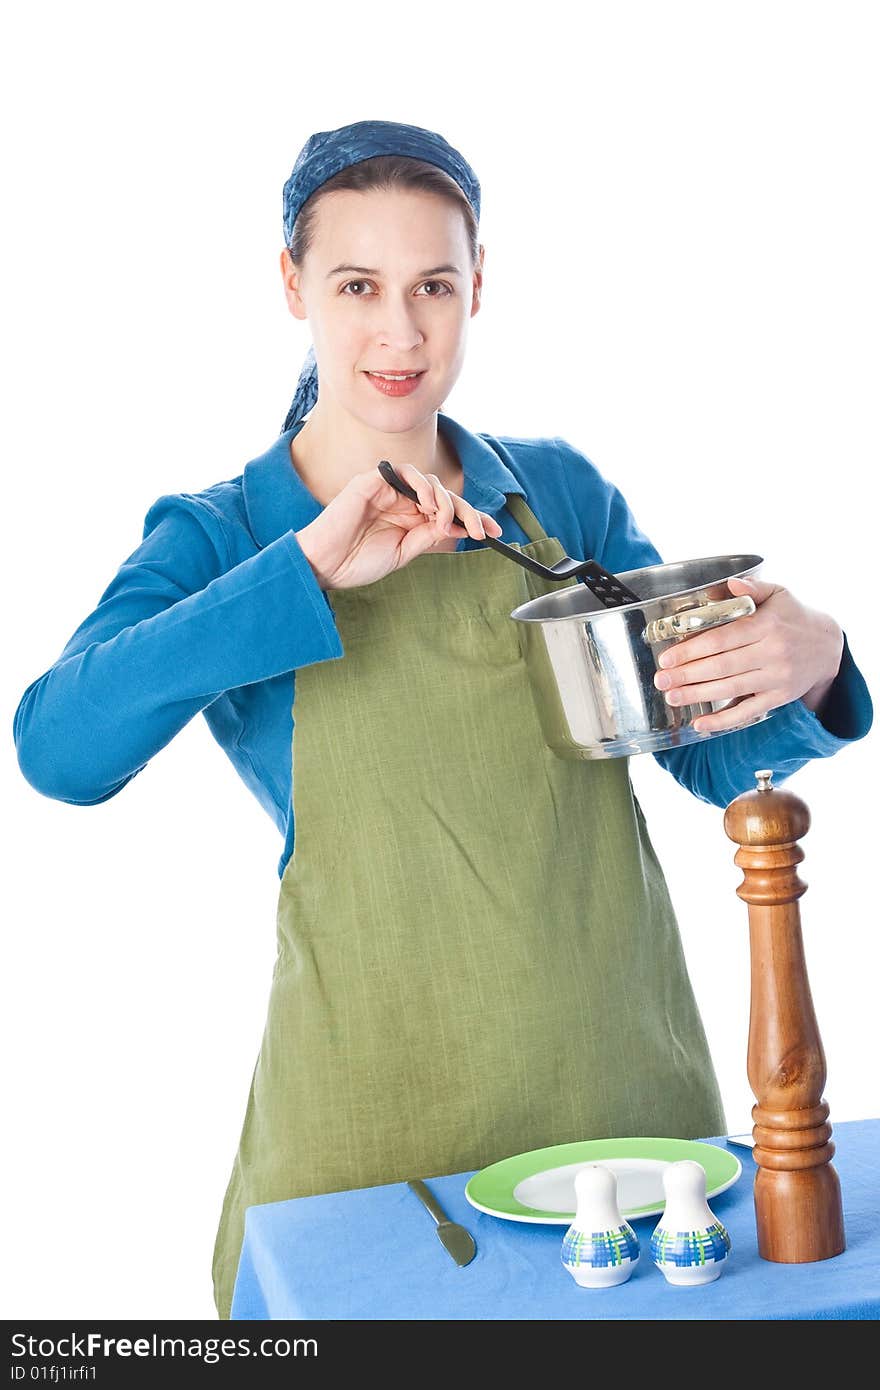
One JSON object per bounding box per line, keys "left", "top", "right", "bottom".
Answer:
{"left": 13, "top": 411, "right": 873, "bottom": 879}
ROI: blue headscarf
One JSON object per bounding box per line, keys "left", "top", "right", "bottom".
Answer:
{"left": 280, "top": 119, "right": 481, "bottom": 434}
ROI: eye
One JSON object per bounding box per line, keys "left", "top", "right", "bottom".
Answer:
{"left": 340, "top": 279, "right": 453, "bottom": 298}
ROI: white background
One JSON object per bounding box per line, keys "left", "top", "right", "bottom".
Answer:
{"left": 3, "top": 1, "right": 877, "bottom": 1319}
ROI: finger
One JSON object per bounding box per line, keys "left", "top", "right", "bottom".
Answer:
{"left": 426, "top": 476, "right": 503, "bottom": 541}
{"left": 424, "top": 474, "right": 462, "bottom": 534}
{"left": 397, "top": 522, "right": 442, "bottom": 565}
{"left": 659, "top": 668, "right": 765, "bottom": 707}
{"left": 655, "top": 642, "right": 764, "bottom": 689}
{"left": 448, "top": 498, "right": 503, "bottom": 538}
{"left": 392, "top": 465, "right": 479, "bottom": 541}
{"left": 691, "top": 692, "right": 778, "bottom": 734}
{"left": 726, "top": 575, "right": 783, "bottom": 606}
{"left": 656, "top": 618, "right": 763, "bottom": 672}
{"left": 450, "top": 503, "right": 503, "bottom": 539}
{"left": 393, "top": 462, "right": 447, "bottom": 521}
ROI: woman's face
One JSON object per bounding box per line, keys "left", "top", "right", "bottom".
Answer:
{"left": 281, "top": 187, "right": 483, "bottom": 430}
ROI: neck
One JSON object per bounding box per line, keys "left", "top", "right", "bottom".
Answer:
{"left": 287, "top": 402, "right": 462, "bottom": 507}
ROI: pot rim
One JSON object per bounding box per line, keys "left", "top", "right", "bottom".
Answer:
{"left": 510, "top": 553, "right": 764, "bottom": 623}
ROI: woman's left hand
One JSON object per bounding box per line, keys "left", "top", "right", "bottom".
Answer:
{"left": 652, "top": 576, "right": 845, "bottom": 733}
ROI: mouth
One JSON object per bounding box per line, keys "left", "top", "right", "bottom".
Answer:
{"left": 363, "top": 370, "right": 427, "bottom": 380}
{"left": 364, "top": 369, "right": 427, "bottom": 397}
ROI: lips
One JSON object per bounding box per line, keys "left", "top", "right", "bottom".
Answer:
{"left": 364, "top": 370, "right": 426, "bottom": 397}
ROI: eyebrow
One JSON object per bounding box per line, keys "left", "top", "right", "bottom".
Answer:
{"left": 325, "top": 262, "right": 462, "bottom": 279}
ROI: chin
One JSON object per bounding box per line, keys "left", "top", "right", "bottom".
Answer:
{"left": 359, "top": 391, "right": 446, "bottom": 428}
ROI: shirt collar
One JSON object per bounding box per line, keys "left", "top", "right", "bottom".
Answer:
{"left": 242, "top": 410, "right": 526, "bottom": 550}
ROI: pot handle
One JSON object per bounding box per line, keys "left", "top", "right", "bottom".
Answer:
{"left": 642, "top": 595, "right": 756, "bottom": 645}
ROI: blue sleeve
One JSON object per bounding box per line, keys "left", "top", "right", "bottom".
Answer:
{"left": 13, "top": 493, "right": 344, "bottom": 805}
{"left": 554, "top": 438, "right": 874, "bottom": 807}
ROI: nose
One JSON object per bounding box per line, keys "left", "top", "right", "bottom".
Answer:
{"left": 375, "top": 290, "right": 426, "bottom": 351}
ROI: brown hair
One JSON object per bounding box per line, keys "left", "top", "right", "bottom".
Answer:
{"left": 285, "top": 153, "right": 480, "bottom": 267}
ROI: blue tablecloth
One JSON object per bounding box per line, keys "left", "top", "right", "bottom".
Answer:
{"left": 230, "top": 1118, "right": 879, "bottom": 1320}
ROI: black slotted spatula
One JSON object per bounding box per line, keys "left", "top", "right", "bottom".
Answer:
{"left": 377, "top": 460, "right": 642, "bottom": 607}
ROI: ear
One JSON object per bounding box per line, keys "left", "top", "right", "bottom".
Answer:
{"left": 471, "top": 243, "right": 485, "bottom": 317}
{"left": 279, "top": 247, "right": 308, "bottom": 322}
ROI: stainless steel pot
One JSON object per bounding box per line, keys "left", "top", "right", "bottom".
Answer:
{"left": 510, "top": 553, "right": 768, "bottom": 759}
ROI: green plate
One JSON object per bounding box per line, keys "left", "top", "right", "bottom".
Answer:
{"left": 464, "top": 1137, "right": 742, "bottom": 1224}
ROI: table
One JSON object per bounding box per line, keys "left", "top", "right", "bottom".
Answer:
{"left": 230, "top": 1118, "right": 879, "bottom": 1320}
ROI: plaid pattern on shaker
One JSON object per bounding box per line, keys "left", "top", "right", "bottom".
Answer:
{"left": 650, "top": 1222, "right": 730, "bottom": 1267}
{"left": 562, "top": 1224, "right": 640, "bottom": 1269}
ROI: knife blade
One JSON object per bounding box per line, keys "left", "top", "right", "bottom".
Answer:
{"left": 726, "top": 1132, "right": 756, "bottom": 1149}
{"left": 407, "top": 1179, "right": 476, "bottom": 1267}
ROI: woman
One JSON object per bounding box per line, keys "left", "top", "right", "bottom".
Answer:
{"left": 13, "top": 119, "right": 873, "bottom": 1321}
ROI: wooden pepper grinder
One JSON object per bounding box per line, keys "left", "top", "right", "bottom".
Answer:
{"left": 724, "top": 769, "right": 845, "bottom": 1263}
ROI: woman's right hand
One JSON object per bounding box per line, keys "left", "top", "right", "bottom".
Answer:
{"left": 295, "top": 463, "right": 503, "bottom": 590}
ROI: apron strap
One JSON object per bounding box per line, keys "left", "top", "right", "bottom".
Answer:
{"left": 505, "top": 491, "right": 548, "bottom": 545}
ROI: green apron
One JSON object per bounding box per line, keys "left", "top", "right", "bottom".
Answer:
{"left": 211, "top": 492, "right": 726, "bottom": 1319}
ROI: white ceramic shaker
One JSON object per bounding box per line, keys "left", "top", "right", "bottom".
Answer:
{"left": 561, "top": 1164, "right": 640, "bottom": 1287}
{"left": 650, "top": 1159, "right": 731, "bottom": 1285}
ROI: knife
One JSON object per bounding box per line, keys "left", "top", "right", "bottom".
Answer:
{"left": 726, "top": 1132, "right": 756, "bottom": 1149}
{"left": 407, "top": 1179, "right": 477, "bottom": 1267}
